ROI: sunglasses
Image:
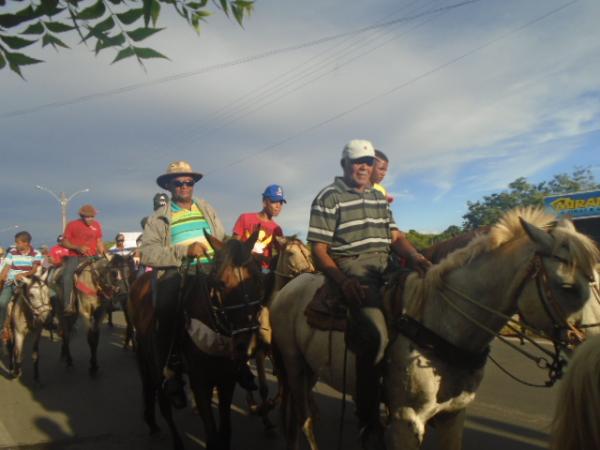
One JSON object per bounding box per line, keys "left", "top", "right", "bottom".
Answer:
{"left": 117, "top": 240, "right": 125, "bottom": 243}
{"left": 172, "top": 180, "right": 195, "bottom": 188}
{"left": 351, "top": 157, "right": 375, "bottom": 166}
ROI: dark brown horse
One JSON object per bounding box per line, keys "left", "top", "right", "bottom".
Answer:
{"left": 128, "top": 232, "right": 263, "bottom": 450}
{"left": 105, "top": 253, "right": 137, "bottom": 349}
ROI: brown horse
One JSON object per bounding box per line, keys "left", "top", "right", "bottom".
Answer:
{"left": 128, "top": 232, "right": 263, "bottom": 450}
{"left": 105, "top": 253, "right": 137, "bottom": 349}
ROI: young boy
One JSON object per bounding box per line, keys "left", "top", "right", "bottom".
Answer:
{"left": 0, "top": 231, "right": 43, "bottom": 336}
{"left": 371, "top": 149, "right": 394, "bottom": 203}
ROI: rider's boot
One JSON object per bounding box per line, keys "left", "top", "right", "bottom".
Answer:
{"left": 356, "top": 353, "right": 386, "bottom": 450}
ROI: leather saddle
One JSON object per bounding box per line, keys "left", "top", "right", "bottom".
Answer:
{"left": 304, "top": 282, "right": 347, "bottom": 332}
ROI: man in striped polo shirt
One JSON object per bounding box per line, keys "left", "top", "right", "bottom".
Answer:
{"left": 0, "top": 231, "right": 43, "bottom": 340}
{"left": 308, "top": 139, "right": 431, "bottom": 448}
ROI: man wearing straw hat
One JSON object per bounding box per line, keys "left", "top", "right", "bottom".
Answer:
{"left": 142, "top": 161, "right": 234, "bottom": 408}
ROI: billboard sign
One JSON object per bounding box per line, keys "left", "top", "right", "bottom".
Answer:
{"left": 544, "top": 190, "right": 600, "bottom": 219}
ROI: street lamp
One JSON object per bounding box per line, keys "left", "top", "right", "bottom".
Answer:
{"left": 35, "top": 185, "right": 91, "bottom": 232}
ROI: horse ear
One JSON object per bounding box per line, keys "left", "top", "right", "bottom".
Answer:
{"left": 40, "top": 268, "right": 49, "bottom": 282}
{"left": 204, "top": 229, "right": 224, "bottom": 252}
{"left": 275, "top": 235, "right": 288, "bottom": 249}
{"left": 520, "top": 217, "right": 554, "bottom": 251}
{"left": 244, "top": 230, "right": 260, "bottom": 254}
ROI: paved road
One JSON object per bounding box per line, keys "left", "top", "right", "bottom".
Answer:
{"left": 0, "top": 312, "right": 557, "bottom": 449}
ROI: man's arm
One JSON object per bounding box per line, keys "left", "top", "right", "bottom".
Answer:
{"left": 390, "top": 229, "right": 431, "bottom": 275}
{"left": 62, "top": 237, "right": 86, "bottom": 255}
{"left": 312, "top": 242, "right": 365, "bottom": 307}
{"left": 96, "top": 238, "right": 105, "bottom": 255}
{"left": 15, "top": 261, "right": 41, "bottom": 281}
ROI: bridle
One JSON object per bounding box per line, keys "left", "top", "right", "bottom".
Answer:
{"left": 434, "top": 252, "right": 595, "bottom": 387}
{"left": 273, "top": 240, "right": 315, "bottom": 279}
{"left": 207, "top": 264, "right": 262, "bottom": 338}
{"left": 16, "top": 277, "right": 52, "bottom": 320}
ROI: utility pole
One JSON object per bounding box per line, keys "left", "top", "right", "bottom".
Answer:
{"left": 35, "top": 185, "right": 90, "bottom": 232}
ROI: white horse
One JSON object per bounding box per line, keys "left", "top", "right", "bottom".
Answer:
{"left": 6, "top": 268, "right": 54, "bottom": 382}
{"left": 270, "top": 207, "right": 600, "bottom": 450}
{"left": 247, "top": 236, "right": 315, "bottom": 428}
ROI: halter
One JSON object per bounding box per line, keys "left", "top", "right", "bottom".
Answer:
{"left": 273, "top": 241, "right": 315, "bottom": 279}
{"left": 434, "top": 252, "right": 594, "bottom": 387}
{"left": 208, "top": 266, "right": 262, "bottom": 337}
{"left": 16, "top": 277, "right": 52, "bottom": 320}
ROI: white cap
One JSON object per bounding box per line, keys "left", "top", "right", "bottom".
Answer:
{"left": 342, "top": 139, "right": 375, "bottom": 160}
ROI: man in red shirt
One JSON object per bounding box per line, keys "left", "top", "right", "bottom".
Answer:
{"left": 60, "top": 204, "right": 105, "bottom": 314}
{"left": 232, "top": 184, "right": 285, "bottom": 272}
{"left": 49, "top": 235, "right": 69, "bottom": 268}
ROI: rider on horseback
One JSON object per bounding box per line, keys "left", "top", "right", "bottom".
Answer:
{"left": 141, "top": 161, "right": 258, "bottom": 408}
{"left": 0, "top": 231, "right": 43, "bottom": 342}
{"left": 233, "top": 184, "right": 286, "bottom": 350}
{"left": 60, "top": 204, "right": 105, "bottom": 315}
{"left": 307, "top": 140, "right": 431, "bottom": 448}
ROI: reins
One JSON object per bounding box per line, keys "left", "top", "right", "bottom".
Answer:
{"left": 435, "top": 252, "right": 589, "bottom": 387}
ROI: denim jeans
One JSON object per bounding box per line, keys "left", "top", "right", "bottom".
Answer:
{"left": 0, "top": 284, "right": 15, "bottom": 328}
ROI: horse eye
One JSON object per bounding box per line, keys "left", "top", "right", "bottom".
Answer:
{"left": 560, "top": 283, "right": 576, "bottom": 291}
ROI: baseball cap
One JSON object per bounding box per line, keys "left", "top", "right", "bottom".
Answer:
{"left": 341, "top": 139, "right": 375, "bottom": 161}
{"left": 262, "top": 184, "right": 286, "bottom": 203}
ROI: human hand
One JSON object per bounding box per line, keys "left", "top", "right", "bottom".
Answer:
{"left": 409, "top": 252, "right": 432, "bottom": 277}
{"left": 339, "top": 277, "right": 366, "bottom": 308}
{"left": 187, "top": 242, "right": 209, "bottom": 259}
{"left": 79, "top": 245, "right": 90, "bottom": 255}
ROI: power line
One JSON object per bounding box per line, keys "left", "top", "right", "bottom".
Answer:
{"left": 0, "top": 1, "right": 467, "bottom": 120}
{"left": 119, "top": 0, "right": 477, "bottom": 175}
{"left": 203, "top": 0, "right": 579, "bottom": 176}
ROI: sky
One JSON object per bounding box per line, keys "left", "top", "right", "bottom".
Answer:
{"left": 1, "top": 0, "right": 599, "bottom": 248}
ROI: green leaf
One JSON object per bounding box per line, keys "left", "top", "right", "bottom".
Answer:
{"left": 95, "top": 32, "right": 125, "bottom": 54}
{"left": 111, "top": 47, "right": 135, "bottom": 64}
{"left": 142, "top": 0, "right": 160, "bottom": 27}
{"left": 116, "top": 8, "right": 144, "bottom": 25}
{"left": 77, "top": 0, "right": 106, "bottom": 21}
{"left": 36, "top": 0, "right": 63, "bottom": 18}
{"left": 219, "top": 0, "right": 230, "bottom": 15}
{"left": 134, "top": 46, "right": 168, "bottom": 60}
{"left": 82, "top": 16, "right": 115, "bottom": 42}
{"left": 231, "top": 5, "right": 244, "bottom": 26}
{"left": 188, "top": 1, "right": 209, "bottom": 8}
{"left": 44, "top": 21, "right": 75, "bottom": 33}
{"left": 42, "top": 33, "right": 69, "bottom": 49}
{"left": 22, "top": 22, "right": 45, "bottom": 35}
{"left": 126, "top": 27, "right": 163, "bottom": 42}
{"left": 8, "top": 61, "right": 24, "bottom": 78}
{"left": 0, "top": 5, "right": 39, "bottom": 28}
{"left": 0, "top": 34, "right": 37, "bottom": 49}
{"left": 0, "top": 52, "right": 6, "bottom": 70}
{"left": 5, "top": 51, "right": 43, "bottom": 66}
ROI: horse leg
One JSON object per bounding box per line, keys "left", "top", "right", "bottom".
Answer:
{"left": 434, "top": 409, "right": 466, "bottom": 450}
{"left": 11, "top": 330, "right": 25, "bottom": 379}
{"left": 32, "top": 327, "right": 43, "bottom": 384}
{"left": 217, "top": 380, "right": 235, "bottom": 450}
{"left": 87, "top": 319, "right": 100, "bottom": 376}
{"left": 255, "top": 349, "right": 276, "bottom": 429}
{"left": 157, "top": 387, "right": 184, "bottom": 450}
{"left": 386, "top": 407, "right": 425, "bottom": 450}
{"left": 191, "top": 375, "right": 219, "bottom": 450}
{"left": 60, "top": 316, "right": 74, "bottom": 368}
{"left": 283, "top": 354, "right": 317, "bottom": 450}
{"left": 121, "top": 295, "right": 134, "bottom": 350}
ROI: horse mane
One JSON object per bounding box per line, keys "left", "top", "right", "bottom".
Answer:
{"left": 421, "top": 227, "right": 491, "bottom": 264}
{"left": 403, "top": 207, "right": 600, "bottom": 318}
{"left": 213, "top": 239, "right": 260, "bottom": 278}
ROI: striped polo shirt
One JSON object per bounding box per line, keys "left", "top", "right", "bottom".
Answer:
{"left": 4, "top": 248, "right": 43, "bottom": 281}
{"left": 308, "top": 177, "right": 398, "bottom": 257}
{"left": 170, "top": 202, "right": 215, "bottom": 265}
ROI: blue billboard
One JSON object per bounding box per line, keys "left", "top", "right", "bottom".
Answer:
{"left": 544, "top": 190, "right": 600, "bottom": 219}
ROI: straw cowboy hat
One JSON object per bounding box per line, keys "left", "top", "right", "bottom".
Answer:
{"left": 156, "top": 160, "right": 203, "bottom": 189}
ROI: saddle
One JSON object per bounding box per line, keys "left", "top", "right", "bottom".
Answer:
{"left": 304, "top": 282, "right": 347, "bottom": 332}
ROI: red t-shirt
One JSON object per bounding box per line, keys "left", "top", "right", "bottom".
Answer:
{"left": 232, "top": 213, "right": 283, "bottom": 269}
{"left": 64, "top": 219, "right": 103, "bottom": 256}
{"left": 49, "top": 244, "right": 70, "bottom": 266}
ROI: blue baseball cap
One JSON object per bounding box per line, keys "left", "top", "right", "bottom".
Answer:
{"left": 262, "top": 184, "right": 286, "bottom": 203}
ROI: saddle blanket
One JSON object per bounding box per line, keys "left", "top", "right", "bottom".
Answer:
{"left": 304, "top": 282, "right": 347, "bottom": 332}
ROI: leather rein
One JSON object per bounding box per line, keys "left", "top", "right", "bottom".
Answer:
{"left": 391, "top": 252, "right": 597, "bottom": 387}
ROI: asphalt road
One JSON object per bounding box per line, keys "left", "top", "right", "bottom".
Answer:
{"left": 0, "top": 312, "right": 557, "bottom": 450}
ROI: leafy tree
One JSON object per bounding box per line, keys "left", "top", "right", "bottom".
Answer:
{"left": 462, "top": 166, "right": 600, "bottom": 229}
{"left": 0, "top": 0, "right": 253, "bottom": 77}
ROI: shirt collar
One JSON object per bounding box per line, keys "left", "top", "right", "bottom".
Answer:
{"left": 334, "top": 176, "right": 373, "bottom": 194}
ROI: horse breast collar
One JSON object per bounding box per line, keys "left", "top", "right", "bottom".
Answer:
{"left": 393, "top": 314, "right": 489, "bottom": 372}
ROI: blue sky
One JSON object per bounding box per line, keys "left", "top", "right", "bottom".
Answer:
{"left": 1, "top": 0, "right": 599, "bottom": 247}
